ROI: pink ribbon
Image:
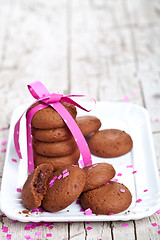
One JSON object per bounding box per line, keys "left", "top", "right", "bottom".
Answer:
{"left": 14, "top": 81, "right": 93, "bottom": 173}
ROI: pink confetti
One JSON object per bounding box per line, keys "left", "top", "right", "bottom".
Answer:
{"left": 87, "top": 227, "right": 93, "bottom": 230}
{"left": 126, "top": 165, "right": 133, "bottom": 168}
{"left": 92, "top": 164, "right": 98, "bottom": 168}
{"left": 88, "top": 167, "right": 93, "bottom": 170}
{"left": 46, "top": 233, "right": 52, "bottom": 237}
{"left": 25, "top": 236, "right": 31, "bottom": 239}
{"left": 16, "top": 188, "right": 21, "bottom": 192}
{"left": 132, "top": 91, "right": 136, "bottom": 96}
{"left": 85, "top": 221, "right": 90, "bottom": 224}
{"left": 63, "top": 172, "right": 69, "bottom": 178}
{"left": 12, "top": 158, "right": 17, "bottom": 163}
{"left": 1, "top": 148, "right": 6, "bottom": 152}
{"left": 58, "top": 174, "right": 62, "bottom": 179}
{"left": 144, "top": 189, "right": 148, "bottom": 192}
{"left": 35, "top": 232, "right": 42, "bottom": 235}
{"left": 120, "top": 189, "right": 125, "bottom": 193}
{"left": 111, "top": 178, "right": 118, "bottom": 182}
{"left": 6, "top": 234, "right": 12, "bottom": 240}
{"left": 152, "top": 223, "right": 157, "bottom": 227}
{"left": 108, "top": 212, "right": 114, "bottom": 215}
{"left": 136, "top": 199, "right": 142, "bottom": 203}
{"left": 2, "top": 127, "right": 7, "bottom": 130}
{"left": 2, "top": 140, "right": 7, "bottom": 145}
{"left": 85, "top": 208, "right": 92, "bottom": 216}
{"left": 49, "top": 176, "right": 57, "bottom": 187}
{"left": 104, "top": 182, "right": 109, "bottom": 185}
{"left": 63, "top": 169, "right": 68, "bottom": 174}
{"left": 124, "top": 96, "right": 129, "bottom": 102}
{"left": 132, "top": 171, "right": 137, "bottom": 174}
{"left": 117, "top": 173, "right": 122, "bottom": 176}
{"left": 155, "top": 118, "right": 159, "bottom": 122}
{"left": 122, "top": 223, "right": 128, "bottom": 227}
{"left": 158, "top": 231, "right": 160, "bottom": 234}
{"left": 156, "top": 210, "right": 160, "bottom": 214}
{"left": 48, "top": 226, "right": 54, "bottom": 229}
{"left": 12, "top": 220, "right": 17, "bottom": 223}
{"left": 2, "top": 226, "right": 8, "bottom": 232}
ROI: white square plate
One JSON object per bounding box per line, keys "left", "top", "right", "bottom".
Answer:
{"left": 1, "top": 101, "right": 160, "bottom": 222}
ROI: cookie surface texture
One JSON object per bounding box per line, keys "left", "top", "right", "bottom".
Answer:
{"left": 77, "top": 116, "right": 101, "bottom": 136}
{"left": 42, "top": 166, "right": 86, "bottom": 212}
{"left": 88, "top": 129, "right": 133, "bottom": 158}
{"left": 32, "top": 126, "right": 72, "bottom": 142}
{"left": 32, "top": 137, "right": 77, "bottom": 157}
{"left": 83, "top": 162, "right": 116, "bottom": 192}
{"left": 80, "top": 181, "right": 132, "bottom": 215}
{"left": 21, "top": 163, "right": 54, "bottom": 210}
{"left": 28, "top": 101, "right": 77, "bottom": 129}
{"left": 34, "top": 148, "right": 80, "bottom": 171}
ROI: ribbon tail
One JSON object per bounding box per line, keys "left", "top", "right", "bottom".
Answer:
{"left": 50, "top": 102, "right": 92, "bottom": 167}
{"left": 14, "top": 114, "right": 24, "bottom": 159}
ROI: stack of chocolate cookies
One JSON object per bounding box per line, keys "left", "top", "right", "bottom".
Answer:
{"left": 28, "top": 102, "right": 80, "bottom": 171}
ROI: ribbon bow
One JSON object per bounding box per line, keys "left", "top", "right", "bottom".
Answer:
{"left": 14, "top": 81, "right": 93, "bottom": 173}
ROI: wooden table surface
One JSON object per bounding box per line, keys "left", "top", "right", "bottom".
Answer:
{"left": 0, "top": 0, "right": 160, "bottom": 239}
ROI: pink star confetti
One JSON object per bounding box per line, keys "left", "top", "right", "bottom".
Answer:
{"left": 87, "top": 227, "right": 93, "bottom": 230}
{"left": 63, "top": 172, "right": 69, "bottom": 178}
{"left": 16, "top": 188, "right": 22, "bottom": 192}
{"left": 85, "top": 208, "right": 92, "bottom": 216}
{"left": 122, "top": 223, "right": 128, "bottom": 227}
{"left": 6, "top": 234, "right": 12, "bottom": 240}
{"left": 156, "top": 210, "right": 160, "bottom": 214}
{"left": 117, "top": 173, "right": 122, "bottom": 176}
{"left": 2, "top": 140, "right": 7, "bottom": 145}
{"left": 126, "top": 164, "right": 133, "bottom": 168}
{"left": 124, "top": 96, "right": 129, "bottom": 102}
{"left": 152, "top": 223, "right": 157, "bottom": 227}
{"left": 120, "top": 189, "right": 125, "bottom": 193}
{"left": 1, "top": 226, "right": 8, "bottom": 232}
{"left": 136, "top": 199, "right": 142, "bottom": 203}
{"left": 35, "top": 232, "right": 42, "bottom": 235}
{"left": 158, "top": 231, "right": 160, "bottom": 234}
{"left": 143, "top": 189, "right": 148, "bottom": 192}
{"left": 1, "top": 148, "right": 6, "bottom": 152}
{"left": 12, "top": 158, "right": 17, "bottom": 163}
{"left": 46, "top": 233, "right": 52, "bottom": 237}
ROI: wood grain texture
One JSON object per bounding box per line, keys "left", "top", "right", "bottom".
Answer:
{"left": 0, "top": 0, "right": 160, "bottom": 239}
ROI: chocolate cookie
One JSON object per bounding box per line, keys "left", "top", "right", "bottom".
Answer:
{"left": 31, "top": 126, "right": 72, "bottom": 142}
{"left": 32, "top": 137, "right": 77, "bottom": 157}
{"left": 83, "top": 163, "right": 116, "bottom": 192}
{"left": 77, "top": 116, "right": 101, "bottom": 136}
{"left": 42, "top": 166, "right": 86, "bottom": 212}
{"left": 34, "top": 148, "right": 80, "bottom": 171}
{"left": 80, "top": 181, "right": 132, "bottom": 215}
{"left": 27, "top": 101, "right": 77, "bottom": 129}
{"left": 88, "top": 129, "right": 133, "bottom": 158}
{"left": 21, "top": 163, "right": 53, "bottom": 210}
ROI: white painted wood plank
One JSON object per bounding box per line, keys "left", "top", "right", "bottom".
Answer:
{"left": 85, "top": 222, "right": 112, "bottom": 240}
{"left": 69, "top": 222, "right": 86, "bottom": 240}
{"left": 111, "top": 221, "right": 135, "bottom": 240}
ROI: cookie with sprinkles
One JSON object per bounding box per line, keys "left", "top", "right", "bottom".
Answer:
{"left": 88, "top": 129, "right": 133, "bottom": 158}
{"left": 27, "top": 101, "right": 77, "bottom": 129}
{"left": 76, "top": 116, "right": 101, "bottom": 137}
{"left": 33, "top": 147, "right": 80, "bottom": 170}
{"left": 82, "top": 162, "right": 116, "bottom": 192}
{"left": 21, "top": 163, "right": 54, "bottom": 210}
{"left": 42, "top": 166, "right": 86, "bottom": 212}
{"left": 80, "top": 181, "right": 132, "bottom": 215}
